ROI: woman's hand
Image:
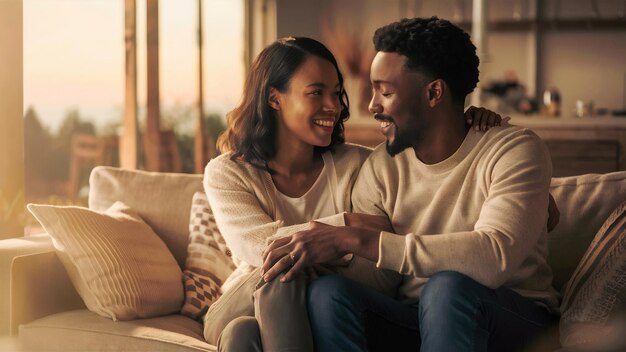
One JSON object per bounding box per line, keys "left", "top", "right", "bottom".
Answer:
{"left": 261, "top": 222, "right": 349, "bottom": 283}
{"left": 547, "top": 193, "right": 560, "bottom": 232}
{"left": 465, "top": 106, "right": 511, "bottom": 131}
{"left": 260, "top": 221, "right": 383, "bottom": 284}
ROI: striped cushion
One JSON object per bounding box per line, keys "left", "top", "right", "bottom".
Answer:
{"left": 27, "top": 201, "right": 183, "bottom": 321}
{"left": 181, "top": 192, "right": 235, "bottom": 320}
{"left": 559, "top": 201, "right": 626, "bottom": 347}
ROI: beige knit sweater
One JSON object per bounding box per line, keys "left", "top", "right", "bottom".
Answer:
{"left": 204, "top": 143, "right": 371, "bottom": 291}
{"left": 352, "top": 126, "right": 560, "bottom": 313}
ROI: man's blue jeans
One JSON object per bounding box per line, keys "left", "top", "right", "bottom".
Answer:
{"left": 306, "top": 271, "right": 557, "bottom": 351}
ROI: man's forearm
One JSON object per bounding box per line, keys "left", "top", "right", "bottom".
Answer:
{"left": 341, "top": 226, "right": 381, "bottom": 262}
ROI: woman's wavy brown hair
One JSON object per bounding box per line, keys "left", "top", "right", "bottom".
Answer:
{"left": 216, "top": 37, "right": 350, "bottom": 167}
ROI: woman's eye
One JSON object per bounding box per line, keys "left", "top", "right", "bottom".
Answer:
{"left": 382, "top": 92, "right": 393, "bottom": 97}
{"left": 309, "top": 90, "right": 322, "bottom": 95}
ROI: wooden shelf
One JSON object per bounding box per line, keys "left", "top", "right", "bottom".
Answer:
{"left": 510, "top": 115, "right": 626, "bottom": 129}
{"left": 457, "top": 18, "right": 626, "bottom": 32}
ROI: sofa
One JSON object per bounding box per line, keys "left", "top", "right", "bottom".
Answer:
{"left": 1, "top": 166, "right": 625, "bottom": 352}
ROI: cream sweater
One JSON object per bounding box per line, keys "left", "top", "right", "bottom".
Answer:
{"left": 204, "top": 143, "right": 371, "bottom": 291}
{"left": 352, "top": 126, "right": 560, "bottom": 313}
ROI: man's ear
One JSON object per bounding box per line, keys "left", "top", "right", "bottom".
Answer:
{"left": 426, "top": 79, "right": 445, "bottom": 107}
{"left": 268, "top": 87, "right": 281, "bottom": 110}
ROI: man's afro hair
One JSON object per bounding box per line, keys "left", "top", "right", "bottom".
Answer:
{"left": 373, "top": 17, "right": 479, "bottom": 104}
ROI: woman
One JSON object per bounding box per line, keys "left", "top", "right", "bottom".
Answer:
{"left": 202, "top": 36, "right": 503, "bottom": 351}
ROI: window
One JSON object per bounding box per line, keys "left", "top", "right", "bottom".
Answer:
{"left": 12, "top": 0, "right": 244, "bottom": 235}
{"left": 23, "top": 0, "right": 124, "bottom": 213}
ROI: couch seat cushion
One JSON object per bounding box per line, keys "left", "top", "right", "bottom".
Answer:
{"left": 19, "top": 310, "right": 215, "bottom": 352}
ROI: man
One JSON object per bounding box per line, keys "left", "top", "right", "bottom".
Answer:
{"left": 263, "top": 17, "right": 559, "bottom": 351}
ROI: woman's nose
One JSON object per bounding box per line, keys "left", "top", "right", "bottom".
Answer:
{"left": 323, "top": 105, "right": 337, "bottom": 115}
{"left": 324, "top": 97, "right": 339, "bottom": 114}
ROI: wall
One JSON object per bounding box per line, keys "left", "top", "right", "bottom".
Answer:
{"left": 275, "top": 0, "right": 626, "bottom": 119}
{"left": 540, "top": 30, "right": 626, "bottom": 117}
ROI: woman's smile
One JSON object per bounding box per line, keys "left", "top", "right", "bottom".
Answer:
{"left": 313, "top": 118, "right": 335, "bottom": 130}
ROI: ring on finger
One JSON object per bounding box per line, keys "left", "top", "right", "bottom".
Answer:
{"left": 289, "top": 253, "right": 296, "bottom": 267}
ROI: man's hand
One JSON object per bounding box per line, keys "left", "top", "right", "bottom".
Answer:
{"left": 261, "top": 222, "right": 381, "bottom": 284}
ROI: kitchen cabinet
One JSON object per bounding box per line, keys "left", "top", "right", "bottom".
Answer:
{"left": 511, "top": 116, "right": 626, "bottom": 176}
{"left": 344, "top": 116, "right": 626, "bottom": 177}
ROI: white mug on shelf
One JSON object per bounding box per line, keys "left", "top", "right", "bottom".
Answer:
{"left": 575, "top": 100, "right": 594, "bottom": 118}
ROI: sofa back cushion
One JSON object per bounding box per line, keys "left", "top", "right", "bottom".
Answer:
{"left": 548, "top": 171, "right": 626, "bottom": 291}
{"left": 86, "top": 166, "right": 625, "bottom": 294}
{"left": 88, "top": 166, "right": 204, "bottom": 269}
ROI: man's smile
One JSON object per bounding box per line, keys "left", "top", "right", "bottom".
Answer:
{"left": 374, "top": 113, "right": 396, "bottom": 138}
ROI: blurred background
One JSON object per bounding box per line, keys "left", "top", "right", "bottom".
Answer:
{"left": 21, "top": 0, "right": 242, "bottom": 206}
{"left": 1, "top": 0, "right": 626, "bottom": 237}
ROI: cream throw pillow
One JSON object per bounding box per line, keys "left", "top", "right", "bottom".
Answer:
{"left": 27, "top": 201, "right": 183, "bottom": 321}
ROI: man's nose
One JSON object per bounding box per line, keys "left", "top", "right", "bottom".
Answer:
{"left": 368, "top": 95, "right": 381, "bottom": 114}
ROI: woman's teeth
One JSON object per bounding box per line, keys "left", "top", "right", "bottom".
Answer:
{"left": 380, "top": 121, "right": 391, "bottom": 128}
{"left": 313, "top": 119, "right": 334, "bottom": 127}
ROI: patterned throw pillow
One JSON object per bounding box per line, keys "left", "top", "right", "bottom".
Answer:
{"left": 559, "top": 201, "right": 626, "bottom": 348}
{"left": 181, "top": 192, "right": 235, "bottom": 320}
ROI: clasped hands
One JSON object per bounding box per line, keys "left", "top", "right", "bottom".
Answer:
{"left": 261, "top": 195, "right": 559, "bottom": 283}
{"left": 261, "top": 213, "right": 393, "bottom": 283}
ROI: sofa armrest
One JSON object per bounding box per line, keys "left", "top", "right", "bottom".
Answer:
{"left": 10, "top": 250, "right": 85, "bottom": 336}
{"left": 0, "top": 234, "right": 85, "bottom": 336}
{"left": 0, "top": 234, "right": 55, "bottom": 336}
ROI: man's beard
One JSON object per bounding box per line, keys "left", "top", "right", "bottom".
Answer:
{"left": 385, "top": 127, "right": 413, "bottom": 156}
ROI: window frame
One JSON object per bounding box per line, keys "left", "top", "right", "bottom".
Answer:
{"left": 0, "top": 0, "right": 25, "bottom": 239}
